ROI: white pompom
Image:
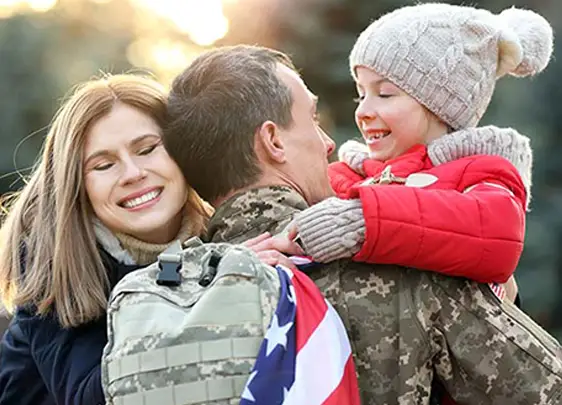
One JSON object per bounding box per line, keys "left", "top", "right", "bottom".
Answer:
{"left": 498, "top": 7, "right": 553, "bottom": 77}
{"left": 496, "top": 25, "right": 523, "bottom": 77}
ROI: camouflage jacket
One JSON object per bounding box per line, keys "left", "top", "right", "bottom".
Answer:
{"left": 207, "top": 186, "right": 562, "bottom": 405}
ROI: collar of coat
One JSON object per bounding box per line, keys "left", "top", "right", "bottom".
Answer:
{"left": 340, "top": 125, "right": 532, "bottom": 201}
{"left": 93, "top": 219, "right": 137, "bottom": 265}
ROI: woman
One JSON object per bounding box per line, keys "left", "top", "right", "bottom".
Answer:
{"left": 0, "top": 74, "right": 299, "bottom": 405}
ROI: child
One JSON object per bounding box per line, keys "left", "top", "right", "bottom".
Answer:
{"left": 293, "top": 4, "right": 553, "bottom": 299}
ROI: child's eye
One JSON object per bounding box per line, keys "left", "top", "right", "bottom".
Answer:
{"left": 353, "top": 95, "right": 364, "bottom": 103}
{"left": 138, "top": 144, "right": 158, "bottom": 155}
{"left": 379, "top": 93, "right": 393, "bottom": 99}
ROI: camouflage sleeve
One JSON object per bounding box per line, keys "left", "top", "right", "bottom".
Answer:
{"left": 415, "top": 273, "right": 562, "bottom": 405}
{"left": 311, "top": 261, "right": 562, "bottom": 405}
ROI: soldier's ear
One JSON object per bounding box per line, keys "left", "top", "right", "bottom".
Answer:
{"left": 255, "top": 120, "right": 286, "bottom": 164}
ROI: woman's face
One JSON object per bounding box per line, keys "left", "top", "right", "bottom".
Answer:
{"left": 83, "top": 102, "right": 187, "bottom": 243}
{"left": 354, "top": 66, "right": 448, "bottom": 161}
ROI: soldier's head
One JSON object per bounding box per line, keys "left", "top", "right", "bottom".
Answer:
{"left": 164, "top": 45, "right": 336, "bottom": 207}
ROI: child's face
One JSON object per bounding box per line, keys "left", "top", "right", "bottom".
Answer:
{"left": 354, "top": 66, "right": 448, "bottom": 161}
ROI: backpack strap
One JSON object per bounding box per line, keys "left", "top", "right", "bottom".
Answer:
{"left": 156, "top": 240, "right": 183, "bottom": 286}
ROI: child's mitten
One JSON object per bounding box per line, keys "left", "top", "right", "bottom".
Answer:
{"left": 295, "top": 197, "right": 365, "bottom": 262}
{"left": 338, "top": 140, "right": 370, "bottom": 176}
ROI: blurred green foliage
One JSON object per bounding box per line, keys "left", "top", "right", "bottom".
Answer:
{"left": 0, "top": 0, "right": 560, "bottom": 337}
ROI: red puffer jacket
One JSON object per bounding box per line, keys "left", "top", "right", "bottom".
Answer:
{"left": 328, "top": 145, "right": 526, "bottom": 284}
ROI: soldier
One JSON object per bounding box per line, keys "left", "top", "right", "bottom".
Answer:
{"left": 163, "top": 44, "right": 562, "bottom": 404}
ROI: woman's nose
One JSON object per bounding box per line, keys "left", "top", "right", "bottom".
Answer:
{"left": 120, "top": 159, "right": 146, "bottom": 185}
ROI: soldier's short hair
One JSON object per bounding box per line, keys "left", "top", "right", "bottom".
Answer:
{"left": 164, "top": 45, "right": 297, "bottom": 203}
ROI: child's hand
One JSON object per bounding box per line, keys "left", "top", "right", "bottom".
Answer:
{"left": 338, "top": 140, "right": 370, "bottom": 176}
{"left": 292, "top": 197, "right": 366, "bottom": 263}
{"left": 243, "top": 232, "right": 304, "bottom": 268}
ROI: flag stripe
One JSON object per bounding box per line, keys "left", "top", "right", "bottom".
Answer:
{"left": 283, "top": 303, "right": 353, "bottom": 405}
{"left": 291, "top": 268, "right": 329, "bottom": 352}
{"left": 322, "top": 355, "right": 362, "bottom": 405}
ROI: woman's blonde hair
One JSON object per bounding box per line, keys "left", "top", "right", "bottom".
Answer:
{"left": 0, "top": 74, "right": 210, "bottom": 328}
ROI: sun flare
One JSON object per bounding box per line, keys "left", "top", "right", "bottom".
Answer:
{"left": 0, "top": 0, "right": 232, "bottom": 83}
{"left": 132, "top": 0, "right": 229, "bottom": 46}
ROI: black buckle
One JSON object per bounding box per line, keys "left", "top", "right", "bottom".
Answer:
{"left": 198, "top": 251, "right": 222, "bottom": 287}
{"left": 156, "top": 258, "right": 182, "bottom": 286}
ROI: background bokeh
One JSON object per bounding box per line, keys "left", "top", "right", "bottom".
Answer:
{"left": 0, "top": 0, "right": 560, "bottom": 338}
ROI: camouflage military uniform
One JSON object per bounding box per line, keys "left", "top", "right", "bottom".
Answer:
{"left": 207, "top": 185, "right": 562, "bottom": 405}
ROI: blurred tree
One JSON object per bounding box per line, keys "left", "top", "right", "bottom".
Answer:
{"left": 0, "top": 10, "right": 132, "bottom": 192}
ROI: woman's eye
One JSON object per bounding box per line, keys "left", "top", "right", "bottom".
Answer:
{"left": 138, "top": 144, "right": 158, "bottom": 155}
{"left": 93, "top": 162, "right": 113, "bottom": 171}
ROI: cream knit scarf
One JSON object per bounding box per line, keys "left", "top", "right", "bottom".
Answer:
{"left": 93, "top": 212, "right": 195, "bottom": 266}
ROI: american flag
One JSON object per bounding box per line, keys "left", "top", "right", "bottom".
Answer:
{"left": 489, "top": 282, "right": 506, "bottom": 301}
{"left": 239, "top": 264, "right": 361, "bottom": 405}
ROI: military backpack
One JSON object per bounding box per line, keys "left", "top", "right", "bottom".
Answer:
{"left": 101, "top": 237, "right": 280, "bottom": 405}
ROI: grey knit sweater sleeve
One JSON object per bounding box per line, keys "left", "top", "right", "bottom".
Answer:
{"left": 294, "top": 197, "right": 366, "bottom": 263}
